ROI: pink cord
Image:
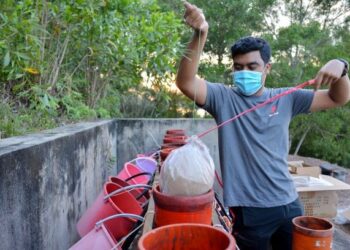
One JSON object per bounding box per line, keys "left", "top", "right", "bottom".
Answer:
{"left": 197, "top": 79, "right": 315, "bottom": 138}
{"left": 198, "top": 79, "right": 316, "bottom": 187}
{"left": 215, "top": 170, "right": 224, "bottom": 188}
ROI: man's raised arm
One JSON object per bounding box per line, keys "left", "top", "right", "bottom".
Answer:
{"left": 176, "top": 1, "right": 208, "bottom": 106}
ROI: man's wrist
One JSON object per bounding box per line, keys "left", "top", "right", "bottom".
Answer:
{"left": 194, "top": 28, "right": 208, "bottom": 36}
{"left": 337, "top": 58, "right": 349, "bottom": 77}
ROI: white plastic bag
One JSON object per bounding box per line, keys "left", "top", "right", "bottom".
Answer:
{"left": 159, "top": 136, "right": 215, "bottom": 196}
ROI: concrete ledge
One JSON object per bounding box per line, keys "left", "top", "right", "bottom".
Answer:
{"left": 115, "top": 118, "right": 218, "bottom": 169}
{"left": 2, "top": 118, "right": 349, "bottom": 249}
{"left": 0, "top": 118, "right": 219, "bottom": 250}
{"left": 0, "top": 120, "right": 117, "bottom": 250}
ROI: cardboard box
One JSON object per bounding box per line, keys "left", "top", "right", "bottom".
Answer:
{"left": 288, "top": 160, "right": 304, "bottom": 169}
{"left": 295, "top": 175, "right": 350, "bottom": 218}
{"left": 293, "top": 166, "right": 321, "bottom": 178}
{"left": 298, "top": 191, "right": 338, "bottom": 218}
{"left": 288, "top": 161, "right": 321, "bottom": 178}
{"left": 342, "top": 208, "right": 350, "bottom": 221}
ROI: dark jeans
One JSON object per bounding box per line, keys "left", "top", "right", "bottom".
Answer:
{"left": 229, "top": 198, "right": 303, "bottom": 250}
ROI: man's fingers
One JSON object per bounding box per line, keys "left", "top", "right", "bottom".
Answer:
{"left": 315, "top": 72, "right": 339, "bottom": 89}
{"left": 184, "top": 5, "right": 195, "bottom": 20}
{"left": 183, "top": 1, "right": 207, "bottom": 32}
{"left": 185, "top": 7, "right": 203, "bottom": 25}
{"left": 184, "top": 1, "right": 195, "bottom": 12}
{"left": 322, "top": 76, "right": 331, "bottom": 86}
{"left": 314, "top": 74, "right": 322, "bottom": 90}
{"left": 192, "top": 13, "right": 205, "bottom": 28}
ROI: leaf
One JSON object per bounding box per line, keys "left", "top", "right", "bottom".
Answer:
{"left": 24, "top": 67, "right": 40, "bottom": 75}
{"left": 3, "top": 51, "right": 10, "bottom": 67}
{"left": 15, "top": 73, "right": 24, "bottom": 79}
{"left": 42, "top": 94, "right": 49, "bottom": 107}
{"left": 15, "top": 52, "right": 30, "bottom": 60}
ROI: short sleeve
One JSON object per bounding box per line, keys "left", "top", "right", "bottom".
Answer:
{"left": 290, "top": 89, "right": 315, "bottom": 117}
{"left": 197, "top": 81, "right": 228, "bottom": 116}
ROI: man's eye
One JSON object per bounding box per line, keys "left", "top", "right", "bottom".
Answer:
{"left": 249, "top": 66, "right": 258, "bottom": 71}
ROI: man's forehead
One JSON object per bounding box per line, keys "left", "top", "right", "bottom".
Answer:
{"left": 233, "top": 51, "right": 264, "bottom": 63}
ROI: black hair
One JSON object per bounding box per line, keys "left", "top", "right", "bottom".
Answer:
{"left": 230, "top": 36, "right": 271, "bottom": 64}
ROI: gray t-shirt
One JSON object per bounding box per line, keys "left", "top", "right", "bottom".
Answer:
{"left": 201, "top": 82, "right": 314, "bottom": 207}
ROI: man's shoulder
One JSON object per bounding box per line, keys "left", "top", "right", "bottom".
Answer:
{"left": 206, "top": 81, "right": 229, "bottom": 88}
{"left": 266, "top": 86, "right": 290, "bottom": 93}
{"left": 206, "top": 81, "right": 236, "bottom": 95}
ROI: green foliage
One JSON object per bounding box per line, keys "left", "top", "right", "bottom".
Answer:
{"left": 198, "top": 62, "right": 231, "bottom": 85}
{"left": 160, "top": 0, "right": 350, "bottom": 167}
{"left": 0, "top": 0, "right": 184, "bottom": 137}
{"left": 273, "top": 0, "right": 350, "bottom": 168}
{"left": 193, "top": 0, "right": 276, "bottom": 64}
{"left": 1, "top": 0, "right": 350, "bottom": 168}
{"left": 290, "top": 105, "right": 350, "bottom": 167}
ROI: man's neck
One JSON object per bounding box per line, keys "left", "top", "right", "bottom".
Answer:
{"left": 254, "top": 86, "right": 265, "bottom": 96}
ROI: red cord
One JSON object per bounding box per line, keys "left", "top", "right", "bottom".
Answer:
{"left": 197, "top": 79, "right": 315, "bottom": 138}
{"left": 201, "top": 79, "right": 316, "bottom": 187}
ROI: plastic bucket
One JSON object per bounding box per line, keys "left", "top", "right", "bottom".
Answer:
{"left": 163, "top": 136, "right": 187, "bottom": 144}
{"left": 109, "top": 176, "right": 150, "bottom": 203}
{"left": 160, "top": 147, "right": 176, "bottom": 162}
{"left": 292, "top": 216, "right": 334, "bottom": 250}
{"left": 116, "top": 163, "right": 152, "bottom": 185}
{"left": 153, "top": 185, "right": 214, "bottom": 227}
{"left": 161, "top": 142, "right": 185, "bottom": 149}
{"left": 76, "top": 182, "right": 150, "bottom": 239}
{"left": 138, "top": 223, "right": 236, "bottom": 250}
{"left": 160, "top": 143, "right": 184, "bottom": 162}
{"left": 70, "top": 213, "right": 143, "bottom": 250}
{"left": 165, "top": 129, "right": 186, "bottom": 136}
{"left": 133, "top": 157, "right": 157, "bottom": 174}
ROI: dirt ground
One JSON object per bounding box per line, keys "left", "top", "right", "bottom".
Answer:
{"left": 288, "top": 155, "right": 350, "bottom": 249}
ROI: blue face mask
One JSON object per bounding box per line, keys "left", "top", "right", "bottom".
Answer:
{"left": 232, "top": 70, "right": 263, "bottom": 96}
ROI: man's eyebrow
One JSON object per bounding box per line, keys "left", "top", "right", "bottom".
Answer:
{"left": 247, "top": 61, "right": 260, "bottom": 66}
{"left": 233, "top": 61, "right": 260, "bottom": 66}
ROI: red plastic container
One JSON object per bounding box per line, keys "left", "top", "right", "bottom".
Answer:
{"left": 160, "top": 147, "right": 177, "bottom": 162}
{"left": 117, "top": 163, "right": 151, "bottom": 185}
{"left": 70, "top": 213, "right": 144, "bottom": 250}
{"left": 138, "top": 223, "right": 236, "bottom": 250}
{"left": 76, "top": 182, "right": 144, "bottom": 239}
{"left": 161, "top": 142, "right": 185, "bottom": 149}
{"left": 109, "top": 176, "right": 149, "bottom": 204}
{"left": 292, "top": 216, "right": 334, "bottom": 250}
{"left": 152, "top": 185, "right": 214, "bottom": 227}
{"left": 165, "top": 129, "right": 186, "bottom": 135}
{"left": 163, "top": 136, "right": 187, "bottom": 144}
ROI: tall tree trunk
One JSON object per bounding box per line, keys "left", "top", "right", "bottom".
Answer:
{"left": 294, "top": 126, "right": 311, "bottom": 155}
{"left": 218, "top": 54, "right": 223, "bottom": 66}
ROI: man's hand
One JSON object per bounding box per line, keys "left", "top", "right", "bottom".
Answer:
{"left": 314, "top": 59, "right": 345, "bottom": 90}
{"left": 183, "top": 1, "right": 208, "bottom": 33}
{"left": 310, "top": 59, "right": 350, "bottom": 112}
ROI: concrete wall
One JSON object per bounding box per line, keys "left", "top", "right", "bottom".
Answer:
{"left": 0, "top": 119, "right": 219, "bottom": 250}
{"left": 115, "top": 119, "right": 219, "bottom": 172}
{"left": 0, "top": 120, "right": 117, "bottom": 250}
{"left": 115, "top": 118, "right": 222, "bottom": 204}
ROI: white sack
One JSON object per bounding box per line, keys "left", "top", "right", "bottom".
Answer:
{"left": 159, "top": 136, "right": 215, "bottom": 196}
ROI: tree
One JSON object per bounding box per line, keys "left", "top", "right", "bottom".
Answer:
{"left": 0, "top": 0, "right": 184, "bottom": 137}
{"left": 269, "top": 0, "right": 350, "bottom": 167}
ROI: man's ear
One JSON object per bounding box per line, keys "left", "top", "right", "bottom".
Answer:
{"left": 265, "top": 63, "right": 272, "bottom": 74}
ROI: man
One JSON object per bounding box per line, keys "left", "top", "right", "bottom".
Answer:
{"left": 176, "top": 1, "right": 350, "bottom": 250}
